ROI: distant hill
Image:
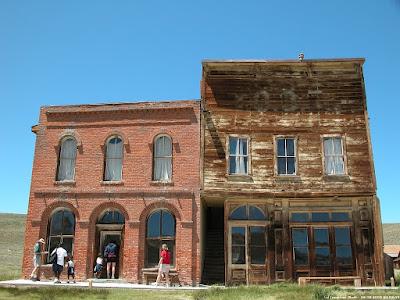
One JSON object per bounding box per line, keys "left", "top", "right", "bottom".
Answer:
{"left": 383, "top": 223, "right": 400, "bottom": 245}
{"left": 0, "top": 213, "right": 26, "bottom": 280}
{"left": 0, "top": 213, "right": 398, "bottom": 280}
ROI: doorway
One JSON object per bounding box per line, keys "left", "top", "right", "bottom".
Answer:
{"left": 95, "top": 209, "right": 125, "bottom": 279}
{"left": 98, "top": 231, "right": 122, "bottom": 279}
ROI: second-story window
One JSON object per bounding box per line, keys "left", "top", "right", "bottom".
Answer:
{"left": 104, "top": 136, "right": 123, "bottom": 181}
{"left": 323, "top": 137, "right": 345, "bottom": 175}
{"left": 277, "top": 137, "right": 296, "bottom": 175}
{"left": 153, "top": 135, "right": 172, "bottom": 181}
{"left": 56, "top": 137, "right": 77, "bottom": 181}
{"left": 228, "top": 137, "right": 249, "bottom": 175}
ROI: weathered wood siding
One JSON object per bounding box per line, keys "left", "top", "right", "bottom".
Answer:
{"left": 201, "top": 61, "right": 375, "bottom": 198}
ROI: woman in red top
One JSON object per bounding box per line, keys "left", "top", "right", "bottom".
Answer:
{"left": 156, "top": 244, "right": 171, "bottom": 286}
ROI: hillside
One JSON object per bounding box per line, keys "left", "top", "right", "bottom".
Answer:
{"left": 0, "top": 213, "right": 26, "bottom": 280}
{"left": 0, "top": 213, "right": 398, "bottom": 280}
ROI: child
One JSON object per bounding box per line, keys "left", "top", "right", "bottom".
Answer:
{"left": 66, "top": 255, "right": 76, "bottom": 283}
{"left": 94, "top": 253, "right": 103, "bottom": 279}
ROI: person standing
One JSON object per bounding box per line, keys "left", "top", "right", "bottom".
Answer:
{"left": 30, "top": 238, "right": 46, "bottom": 281}
{"left": 103, "top": 241, "right": 118, "bottom": 279}
{"left": 155, "top": 244, "right": 171, "bottom": 287}
{"left": 66, "top": 255, "right": 76, "bottom": 283}
{"left": 50, "top": 242, "right": 68, "bottom": 283}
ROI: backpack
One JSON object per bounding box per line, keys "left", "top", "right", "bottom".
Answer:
{"left": 104, "top": 243, "right": 117, "bottom": 258}
{"left": 33, "top": 242, "right": 40, "bottom": 254}
{"left": 50, "top": 248, "right": 58, "bottom": 264}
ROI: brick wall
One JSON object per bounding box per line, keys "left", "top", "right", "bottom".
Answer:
{"left": 22, "top": 101, "right": 201, "bottom": 285}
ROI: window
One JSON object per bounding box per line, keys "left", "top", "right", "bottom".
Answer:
{"left": 311, "top": 212, "right": 330, "bottom": 222}
{"left": 230, "top": 226, "right": 267, "bottom": 265}
{"left": 292, "top": 228, "right": 309, "bottom": 266}
{"left": 229, "top": 205, "right": 266, "bottom": 220}
{"left": 323, "top": 137, "right": 345, "bottom": 175}
{"left": 56, "top": 137, "right": 77, "bottom": 181}
{"left": 47, "top": 209, "right": 75, "bottom": 263}
{"left": 314, "top": 228, "right": 330, "bottom": 266}
{"left": 104, "top": 136, "right": 123, "bottom": 181}
{"left": 228, "top": 137, "right": 249, "bottom": 175}
{"left": 98, "top": 210, "right": 125, "bottom": 224}
{"left": 153, "top": 135, "right": 172, "bottom": 181}
{"left": 291, "top": 213, "right": 309, "bottom": 223}
{"left": 146, "top": 210, "right": 175, "bottom": 267}
{"left": 249, "top": 226, "right": 266, "bottom": 264}
{"left": 335, "top": 227, "right": 353, "bottom": 265}
{"left": 277, "top": 138, "right": 296, "bottom": 175}
{"left": 231, "top": 227, "right": 246, "bottom": 264}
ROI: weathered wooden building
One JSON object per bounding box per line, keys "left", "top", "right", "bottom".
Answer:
{"left": 200, "top": 58, "right": 384, "bottom": 286}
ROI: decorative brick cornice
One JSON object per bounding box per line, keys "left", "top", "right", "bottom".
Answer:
{"left": 34, "top": 189, "right": 195, "bottom": 198}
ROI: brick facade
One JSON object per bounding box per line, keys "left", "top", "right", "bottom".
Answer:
{"left": 22, "top": 101, "right": 201, "bottom": 285}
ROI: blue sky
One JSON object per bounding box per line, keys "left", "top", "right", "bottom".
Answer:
{"left": 0, "top": 1, "right": 399, "bottom": 222}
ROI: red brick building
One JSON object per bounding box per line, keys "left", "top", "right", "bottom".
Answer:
{"left": 21, "top": 101, "right": 201, "bottom": 285}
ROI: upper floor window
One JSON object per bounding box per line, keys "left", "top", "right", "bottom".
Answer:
{"left": 228, "top": 137, "right": 249, "bottom": 175}
{"left": 104, "top": 136, "right": 123, "bottom": 181}
{"left": 153, "top": 135, "right": 172, "bottom": 181}
{"left": 56, "top": 137, "right": 77, "bottom": 181}
{"left": 323, "top": 137, "right": 345, "bottom": 175}
{"left": 277, "top": 137, "right": 296, "bottom": 175}
{"left": 47, "top": 209, "right": 75, "bottom": 263}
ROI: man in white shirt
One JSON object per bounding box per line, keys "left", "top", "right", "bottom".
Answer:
{"left": 50, "top": 242, "right": 68, "bottom": 283}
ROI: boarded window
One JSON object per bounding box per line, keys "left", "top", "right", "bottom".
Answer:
{"left": 56, "top": 138, "right": 77, "bottom": 181}
{"left": 277, "top": 138, "right": 296, "bottom": 175}
{"left": 229, "top": 137, "right": 249, "bottom": 175}
{"left": 324, "top": 137, "right": 345, "bottom": 175}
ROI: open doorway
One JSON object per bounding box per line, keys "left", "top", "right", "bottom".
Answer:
{"left": 95, "top": 210, "right": 125, "bottom": 279}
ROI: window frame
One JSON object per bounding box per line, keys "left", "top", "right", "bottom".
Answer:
{"left": 274, "top": 136, "right": 298, "bottom": 176}
{"left": 321, "top": 135, "right": 347, "bottom": 176}
{"left": 226, "top": 135, "right": 251, "bottom": 176}
{"left": 56, "top": 136, "right": 77, "bottom": 182}
{"left": 145, "top": 209, "right": 176, "bottom": 268}
{"left": 152, "top": 134, "right": 173, "bottom": 182}
{"left": 103, "top": 135, "right": 124, "bottom": 182}
{"left": 46, "top": 208, "right": 76, "bottom": 264}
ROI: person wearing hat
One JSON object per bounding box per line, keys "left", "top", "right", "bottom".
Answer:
{"left": 30, "top": 238, "right": 46, "bottom": 281}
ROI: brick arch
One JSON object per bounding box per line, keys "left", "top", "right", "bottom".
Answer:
{"left": 40, "top": 201, "right": 80, "bottom": 225}
{"left": 89, "top": 201, "right": 130, "bottom": 225}
{"left": 103, "top": 130, "right": 129, "bottom": 147}
{"left": 58, "top": 129, "right": 82, "bottom": 147}
{"left": 138, "top": 200, "right": 182, "bottom": 224}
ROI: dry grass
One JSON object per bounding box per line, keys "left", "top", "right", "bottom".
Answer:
{"left": 383, "top": 223, "right": 400, "bottom": 245}
{"left": 0, "top": 213, "right": 25, "bottom": 280}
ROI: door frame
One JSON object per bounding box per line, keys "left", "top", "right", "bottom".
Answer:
{"left": 227, "top": 222, "right": 269, "bottom": 284}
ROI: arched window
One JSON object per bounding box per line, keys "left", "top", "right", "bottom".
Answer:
{"left": 153, "top": 135, "right": 172, "bottom": 181}
{"left": 98, "top": 210, "right": 125, "bottom": 224}
{"left": 104, "top": 136, "right": 123, "bottom": 181}
{"left": 56, "top": 137, "right": 77, "bottom": 181}
{"left": 146, "top": 209, "right": 175, "bottom": 267}
{"left": 47, "top": 209, "right": 75, "bottom": 263}
{"left": 230, "top": 205, "right": 266, "bottom": 220}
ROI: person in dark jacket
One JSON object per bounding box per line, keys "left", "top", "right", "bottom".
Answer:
{"left": 103, "top": 241, "right": 118, "bottom": 279}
